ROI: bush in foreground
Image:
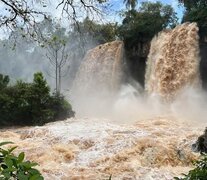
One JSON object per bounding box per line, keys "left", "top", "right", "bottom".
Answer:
{"left": 0, "top": 72, "right": 75, "bottom": 126}
{"left": 174, "top": 154, "right": 207, "bottom": 180}
{"left": 0, "top": 141, "right": 43, "bottom": 180}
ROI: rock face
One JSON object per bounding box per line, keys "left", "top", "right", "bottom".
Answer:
{"left": 200, "top": 42, "right": 207, "bottom": 90}
{"left": 192, "top": 128, "right": 207, "bottom": 154}
{"left": 72, "top": 41, "right": 124, "bottom": 97}
{"left": 145, "top": 23, "right": 201, "bottom": 101}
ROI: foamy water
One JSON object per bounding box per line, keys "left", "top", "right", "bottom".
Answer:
{"left": 72, "top": 41, "right": 124, "bottom": 96}
{"left": 70, "top": 41, "right": 124, "bottom": 117}
{"left": 0, "top": 117, "right": 203, "bottom": 180}
{"left": 145, "top": 23, "right": 200, "bottom": 101}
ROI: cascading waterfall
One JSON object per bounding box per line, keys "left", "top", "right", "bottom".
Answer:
{"left": 72, "top": 41, "right": 124, "bottom": 96}
{"left": 70, "top": 41, "right": 124, "bottom": 117}
{"left": 145, "top": 23, "right": 201, "bottom": 101}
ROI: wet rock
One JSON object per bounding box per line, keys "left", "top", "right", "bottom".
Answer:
{"left": 192, "top": 128, "right": 207, "bottom": 154}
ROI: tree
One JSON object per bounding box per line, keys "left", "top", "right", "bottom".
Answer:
{"left": 73, "top": 17, "right": 117, "bottom": 45}
{"left": 37, "top": 19, "right": 72, "bottom": 94}
{"left": 47, "top": 36, "right": 69, "bottom": 94}
{"left": 0, "top": 72, "right": 74, "bottom": 126}
{"left": 178, "top": 0, "right": 207, "bottom": 10}
{"left": 0, "top": 0, "right": 107, "bottom": 39}
{"left": 123, "top": 0, "right": 138, "bottom": 10}
{"left": 0, "top": 0, "right": 45, "bottom": 28}
{"left": 118, "top": 2, "right": 178, "bottom": 51}
{"left": 28, "top": 72, "right": 51, "bottom": 124}
{"left": 0, "top": 74, "right": 9, "bottom": 90}
{"left": 178, "top": 0, "right": 207, "bottom": 41}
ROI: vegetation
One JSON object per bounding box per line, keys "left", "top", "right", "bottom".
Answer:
{"left": 0, "top": 0, "right": 107, "bottom": 39}
{"left": 118, "top": 1, "right": 178, "bottom": 52}
{"left": 42, "top": 24, "right": 70, "bottom": 94}
{"left": 71, "top": 17, "right": 117, "bottom": 46}
{"left": 179, "top": 0, "right": 207, "bottom": 41}
{"left": 0, "top": 141, "right": 43, "bottom": 180}
{"left": 174, "top": 154, "right": 207, "bottom": 180}
{"left": 123, "top": 0, "right": 138, "bottom": 10}
{"left": 0, "top": 72, "right": 74, "bottom": 127}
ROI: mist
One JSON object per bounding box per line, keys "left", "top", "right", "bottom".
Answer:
{"left": 70, "top": 22, "right": 207, "bottom": 126}
{"left": 0, "top": 20, "right": 102, "bottom": 94}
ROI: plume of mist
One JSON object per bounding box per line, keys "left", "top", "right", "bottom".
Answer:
{"left": 70, "top": 23, "right": 207, "bottom": 125}
{"left": 0, "top": 25, "right": 101, "bottom": 93}
{"left": 71, "top": 77, "right": 207, "bottom": 125}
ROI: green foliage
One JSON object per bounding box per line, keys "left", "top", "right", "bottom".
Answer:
{"left": 73, "top": 17, "right": 117, "bottom": 45}
{"left": 118, "top": 2, "right": 178, "bottom": 50}
{"left": 0, "top": 72, "right": 74, "bottom": 127}
{"left": 123, "top": 0, "right": 138, "bottom": 10}
{"left": 178, "top": 0, "right": 207, "bottom": 11}
{"left": 0, "top": 141, "right": 43, "bottom": 180}
{"left": 45, "top": 30, "right": 68, "bottom": 49}
{"left": 37, "top": 18, "right": 71, "bottom": 94}
{"left": 174, "top": 154, "right": 207, "bottom": 180}
{"left": 179, "top": 0, "right": 207, "bottom": 41}
{"left": 0, "top": 75, "right": 9, "bottom": 91}
{"left": 49, "top": 93, "right": 75, "bottom": 120}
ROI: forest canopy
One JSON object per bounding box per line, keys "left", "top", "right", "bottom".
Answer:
{"left": 178, "top": 0, "right": 207, "bottom": 40}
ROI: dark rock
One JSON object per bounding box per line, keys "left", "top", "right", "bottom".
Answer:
{"left": 200, "top": 42, "right": 207, "bottom": 90}
{"left": 192, "top": 128, "right": 207, "bottom": 154}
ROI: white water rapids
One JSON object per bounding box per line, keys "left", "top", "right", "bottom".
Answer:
{"left": 0, "top": 116, "right": 204, "bottom": 179}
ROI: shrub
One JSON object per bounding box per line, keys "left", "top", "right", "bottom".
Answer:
{"left": 0, "top": 72, "right": 74, "bottom": 127}
{"left": 0, "top": 141, "right": 43, "bottom": 180}
{"left": 0, "top": 74, "right": 9, "bottom": 90}
{"left": 174, "top": 154, "right": 207, "bottom": 180}
{"left": 49, "top": 93, "right": 75, "bottom": 121}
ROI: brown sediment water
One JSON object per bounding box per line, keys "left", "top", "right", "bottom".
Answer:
{"left": 70, "top": 41, "right": 124, "bottom": 117}
{"left": 0, "top": 117, "right": 203, "bottom": 179}
{"left": 145, "top": 23, "right": 200, "bottom": 101}
{"left": 72, "top": 41, "right": 124, "bottom": 96}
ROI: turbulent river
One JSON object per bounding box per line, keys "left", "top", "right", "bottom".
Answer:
{"left": 0, "top": 117, "right": 204, "bottom": 179}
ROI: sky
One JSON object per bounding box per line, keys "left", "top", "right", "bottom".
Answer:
{"left": 0, "top": 0, "right": 184, "bottom": 39}
{"left": 108, "top": 0, "right": 184, "bottom": 22}
{"left": 109, "top": 0, "right": 181, "bottom": 11}
{"left": 0, "top": 0, "right": 184, "bottom": 23}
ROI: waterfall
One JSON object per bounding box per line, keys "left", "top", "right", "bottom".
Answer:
{"left": 70, "top": 41, "right": 124, "bottom": 116}
{"left": 145, "top": 23, "right": 200, "bottom": 101}
{"left": 72, "top": 41, "right": 124, "bottom": 97}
